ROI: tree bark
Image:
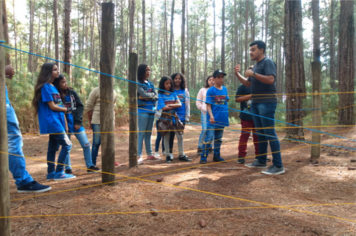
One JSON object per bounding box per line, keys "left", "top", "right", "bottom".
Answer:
{"left": 64, "top": 0, "right": 72, "bottom": 80}
{"left": 329, "top": 0, "right": 336, "bottom": 90}
{"left": 28, "top": 0, "right": 35, "bottom": 72}
{"left": 338, "top": 0, "right": 355, "bottom": 125}
{"left": 142, "top": 0, "right": 146, "bottom": 62}
{"left": 221, "top": 0, "right": 225, "bottom": 72}
{"left": 213, "top": 0, "right": 216, "bottom": 70}
{"left": 186, "top": 0, "right": 190, "bottom": 86}
{"left": 129, "top": 0, "right": 135, "bottom": 53}
{"left": 244, "top": 0, "right": 249, "bottom": 70}
{"left": 284, "top": 0, "right": 306, "bottom": 140}
{"left": 54, "top": 0, "right": 59, "bottom": 69}
{"left": 12, "top": 0, "right": 17, "bottom": 70}
{"left": 168, "top": 0, "right": 174, "bottom": 75}
{"left": 181, "top": 0, "right": 185, "bottom": 75}
{"left": 2, "top": 0, "right": 10, "bottom": 65}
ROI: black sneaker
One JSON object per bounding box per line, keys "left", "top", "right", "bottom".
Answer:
{"left": 255, "top": 157, "right": 271, "bottom": 162}
{"left": 166, "top": 155, "right": 173, "bottom": 163}
{"left": 245, "top": 160, "right": 267, "bottom": 168}
{"left": 200, "top": 157, "right": 207, "bottom": 164}
{"left": 179, "top": 154, "right": 192, "bottom": 162}
{"left": 237, "top": 156, "right": 245, "bottom": 164}
{"left": 17, "top": 181, "right": 52, "bottom": 193}
{"left": 261, "top": 165, "right": 285, "bottom": 175}
{"left": 65, "top": 169, "right": 73, "bottom": 174}
{"left": 213, "top": 156, "right": 226, "bottom": 163}
{"left": 87, "top": 166, "right": 101, "bottom": 173}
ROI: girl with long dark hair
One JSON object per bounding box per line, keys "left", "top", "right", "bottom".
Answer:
{"left": 137, "top": 63, "right": 160, "bottom": 163}
{"left": 156, "top": 76, "right": 191, "bottom": 163}
{"left": 32, "top": 63, "right": 76, "bottom": 181}
{"left": 53, "top": 74, "right": 101, "bottom": 173}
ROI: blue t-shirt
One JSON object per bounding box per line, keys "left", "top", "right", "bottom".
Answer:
{"left": 174, "top": 89, "right": 186, "bottom": 121}
{"left": 64, "top": 95, "right": 85, "bottom": 134}
{"left": 157, "top": 93, "right": 179, "bottom": 114}
{"left": 206, "top": 86, "right": 229, "bottom": 127}
{"left": 5, "top": 86, "right": 10, "bottom": 105}
{"left": 138, "top": 80, "right": 156, "bottom": 114}
{"left": 38, "top": 83, "right": 66, "bottom": 134}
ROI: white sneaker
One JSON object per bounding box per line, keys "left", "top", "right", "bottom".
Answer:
{"left": 138, "top": 156, "right": 144, "bottom": 165}
{"left": 154, "top": 152, "right": 161, "bottom": 158}
{"left": 169, "top": 153, "right": 173, "bottom": 158}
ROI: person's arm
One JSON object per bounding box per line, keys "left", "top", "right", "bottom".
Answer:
{"left": 235, "top": 94, "right": 252, "bottom": 103}
{"left": 162, "top": 99, "right": 182, "bottom": 110}
{"left": 85, "top": 89, "right": 96, "bottom": 113}
{"left": 235, "top": 64, "right": 251, "bottom": 87}
{"left": 245, "top": 69, "right": 274, "bottom": 85}
{"left": 47, "top": 101, "right": 68, "bottom": 113}
{"left": 196, "top": 89, "right": 204, "bottom": 111}
{"left": 137, "top": 84, "right": 157, "bottom": 100}
{"left": 72, "top": 90, "right": 84, "bottom": 130}
{"left": 64, "top": 115, "right": 68, "bottom": 134}
{"left": 207, "top": 104, "right": 215, "bottom": 124}
{"left": 185, "top": 88, "right": 190, "bottom": 121}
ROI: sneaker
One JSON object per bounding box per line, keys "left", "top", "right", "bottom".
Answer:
{"left": 200, "top": 157, "right": 207, "bottom": 164}
{"left": 261, "top": 165, "right": 285, "bottom": 175}
{"left": 179, "top": 154, "right": 192, "bottom": 162}
{"left": 138, "top": 156, "right": 144, "bottom": 165}
{"left": 17, "top": 181, "right": 52, "bottom": 193}
{"left": 166, "top": 155, "right": 173, "bottom": 163}
{"left": 87, "top": 166, "right": 101, "bottom": 173}
{"left": 65, "top": 169, "right": 73, "bottom": 174}
{"left": 245, "top": 160, "right": 267, "bottom": 168}
{"left": 213, "top": 156, "right": 226, "bottom": 162}
{"left": 154, "top": 152, "right": 161, "bottom": 158}
{"left": 147, "top": 155, "right": 162, "bottom": 161}
{"left": 237, "top": 156, "right": 245, "bottom": 164}
{"left": 255, "top": 157, "right": 272, "bottom": 162}
{"left": 46, "top": 171, "right": 55, "bottom": 180}
{"left": 53, "top": 172, "right": 76, "bottom": 181}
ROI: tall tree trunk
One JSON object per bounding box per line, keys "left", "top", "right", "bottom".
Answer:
{"left": 163, "top": 0, "right": 167, "bottom": 75}
{"left": 142, "top": 0, "right": 146, "bottom": 62}
{"left": 251, "top": 0, "right": 255, "bottom": 41}
{"left": 181, "top": 0, "right": 185, "bottom": 75}
{"left": 329, "top": 0, "right": 336, "bottom": 90}
{"left": 34, "top": 12, "right": 41, "bottom": 71}
{"left": 64, "top": 0, "right": 72, "bottom": 80}
{"left": 47, "top": 19, "right": 53, "bottom": 61}
{"left": 54, "top": 0, "right": 59, "bottom": 68}
{"left": 12, "top": 0, "right": 17, "bottom": 70}
{"left": 150, "top": 1, "right": 153, "bottom": 66}
{"left": 28, "top": 0, "right": 35, "bottom": 72}
{"left": 129, "top": 0, "right": 135, "bottom": 53}
{"left": 44, "top": 0, "right": 48, "bottom": 62}
{"left": 221, "top": 0, "right": 225, "bottom": 71}
{"left": 265, "top": 0, "right": 269, "bottom": 43}
{"left": 338, "top": 0, "right": 355, "bottom": 125}
{"left": 168, "top": 0, "right": 174, "bottom": 75}
{"left": 90, "top": 3, "right": 95, "bottom": 68}
{"left": 204, "top": 19, "right": 207, "bottom": 82}
{"left": 2, "top": 0, "right": 10, "bottom": 64}
{"left": 284, "top": 0, "right": 306, "bottom": 140}
{"left": 244, "top": 0, "right": 249, "bottom": 70}
{"left": 186, "top": 0, "right": 190, "bottom": 86}
{"left": 213, "top": 0, "right": 216, "bottom": 70}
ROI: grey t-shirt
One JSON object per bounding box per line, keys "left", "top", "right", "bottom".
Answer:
{"left": 247, "top": 57, "right": 277, "bottom": 103}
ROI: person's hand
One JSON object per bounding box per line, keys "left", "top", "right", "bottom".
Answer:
{"left": 245, "top": 69, "right": 254, "bottom": 77}
{"left": 209, "top": 116, "right": 215, "bottom": 124}
{"left": 234, "top": 64, "right": 241, "bottom": 76}
{"left": 74, "top": 125, "right": 81, "bottom": 131}
{"left": 5, "top": 65, "right": 15, "bottom": 79}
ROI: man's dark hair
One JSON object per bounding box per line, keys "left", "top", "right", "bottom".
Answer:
{"left": 250, "top": 40, "right": 266, "bottom": 54}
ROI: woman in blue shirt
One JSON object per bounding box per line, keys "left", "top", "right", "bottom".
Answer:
{"left": 32, "top": 63, "right": 76, "bottom": 181}
{"left": 169, "top": 73, "right": 190, "bottom": 157}
{"left": 156, "top": 76, "right": 191, "bottom": 163}
{"left": 53, "top": 74, "right": 101, "bottom": 174}
{"left": 136, "top": 63, "right": 159, "bottom": 164}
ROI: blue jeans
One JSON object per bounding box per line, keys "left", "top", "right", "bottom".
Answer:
{"left": 7, "top": 104, "right": 34, "bottom": 188}
{"left": 250, "top": 102, "right": 283, "bottom": 168}
{"left": 155, "top": 120, "right": 165, "bottom": 152}
{"left": 138, "top": 113, "right": 155, "bottom": 156}
{"left": 64, "top": 130, "right": 93, "bottom": 169}
{"left": 201, "top": 126, "right": 224, "bottom": 158}
{"left": 47, "top": 132, "right": 72, "bottom": 173}
{"left": 197, "top": 111, "right": 211, "bottom": 150}
{"left": 91, "top": 124, "right": 101, "bottom": 166}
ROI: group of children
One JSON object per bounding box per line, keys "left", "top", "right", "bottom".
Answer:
{"left": 5, "top": 40, "right": 284, "bottom": 193}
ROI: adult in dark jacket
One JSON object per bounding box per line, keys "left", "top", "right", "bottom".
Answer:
{"left": 53, "top": 74, "right": 101, "bottom": 174}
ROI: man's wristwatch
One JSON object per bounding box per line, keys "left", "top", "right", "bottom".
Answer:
{"left": 253, "top": 72, "right": 256, "bottom": 77}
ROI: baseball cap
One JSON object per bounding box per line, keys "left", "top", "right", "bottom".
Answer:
{"left": 213, "top": 69, "right": 227, "bottom": 77}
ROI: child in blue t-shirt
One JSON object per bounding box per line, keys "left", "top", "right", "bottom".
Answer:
{"left": 53, "top": 74, "right": 101, "bottom": 174}
{"left": 168, "top": 72, "right": 191, "bottom": 155}
{"left": 156, "top": 76, "right": 191, "bottom": 163}
{"left": 200, "top": 70, "right": 229, "bottom": 164}
{"left": 32, "top": 63, "right": 76, "bottom": 181}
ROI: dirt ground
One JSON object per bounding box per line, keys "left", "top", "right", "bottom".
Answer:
{"left": 7, "top": 123, "right": 356, "bottom": 236}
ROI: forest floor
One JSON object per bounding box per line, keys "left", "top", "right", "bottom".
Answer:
{"left": 8, "top": 123, "right": 356, "bottom": 236}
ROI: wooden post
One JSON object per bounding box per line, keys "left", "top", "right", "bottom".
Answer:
{"left": 311, "top": 61, "right": 321, "bottom": 160}
{"left": 128, "top": 53, "right": 138, "bottom": 168}
{"left": 0, "top": 0, "right": 11, "bottom": 233}
{"left": 100, "top": 2, "right": 116, "bottom": 185}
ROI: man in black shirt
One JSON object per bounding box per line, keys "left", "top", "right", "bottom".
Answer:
{"left": 234, "top": 40, "right": 285, "bottom": 175}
